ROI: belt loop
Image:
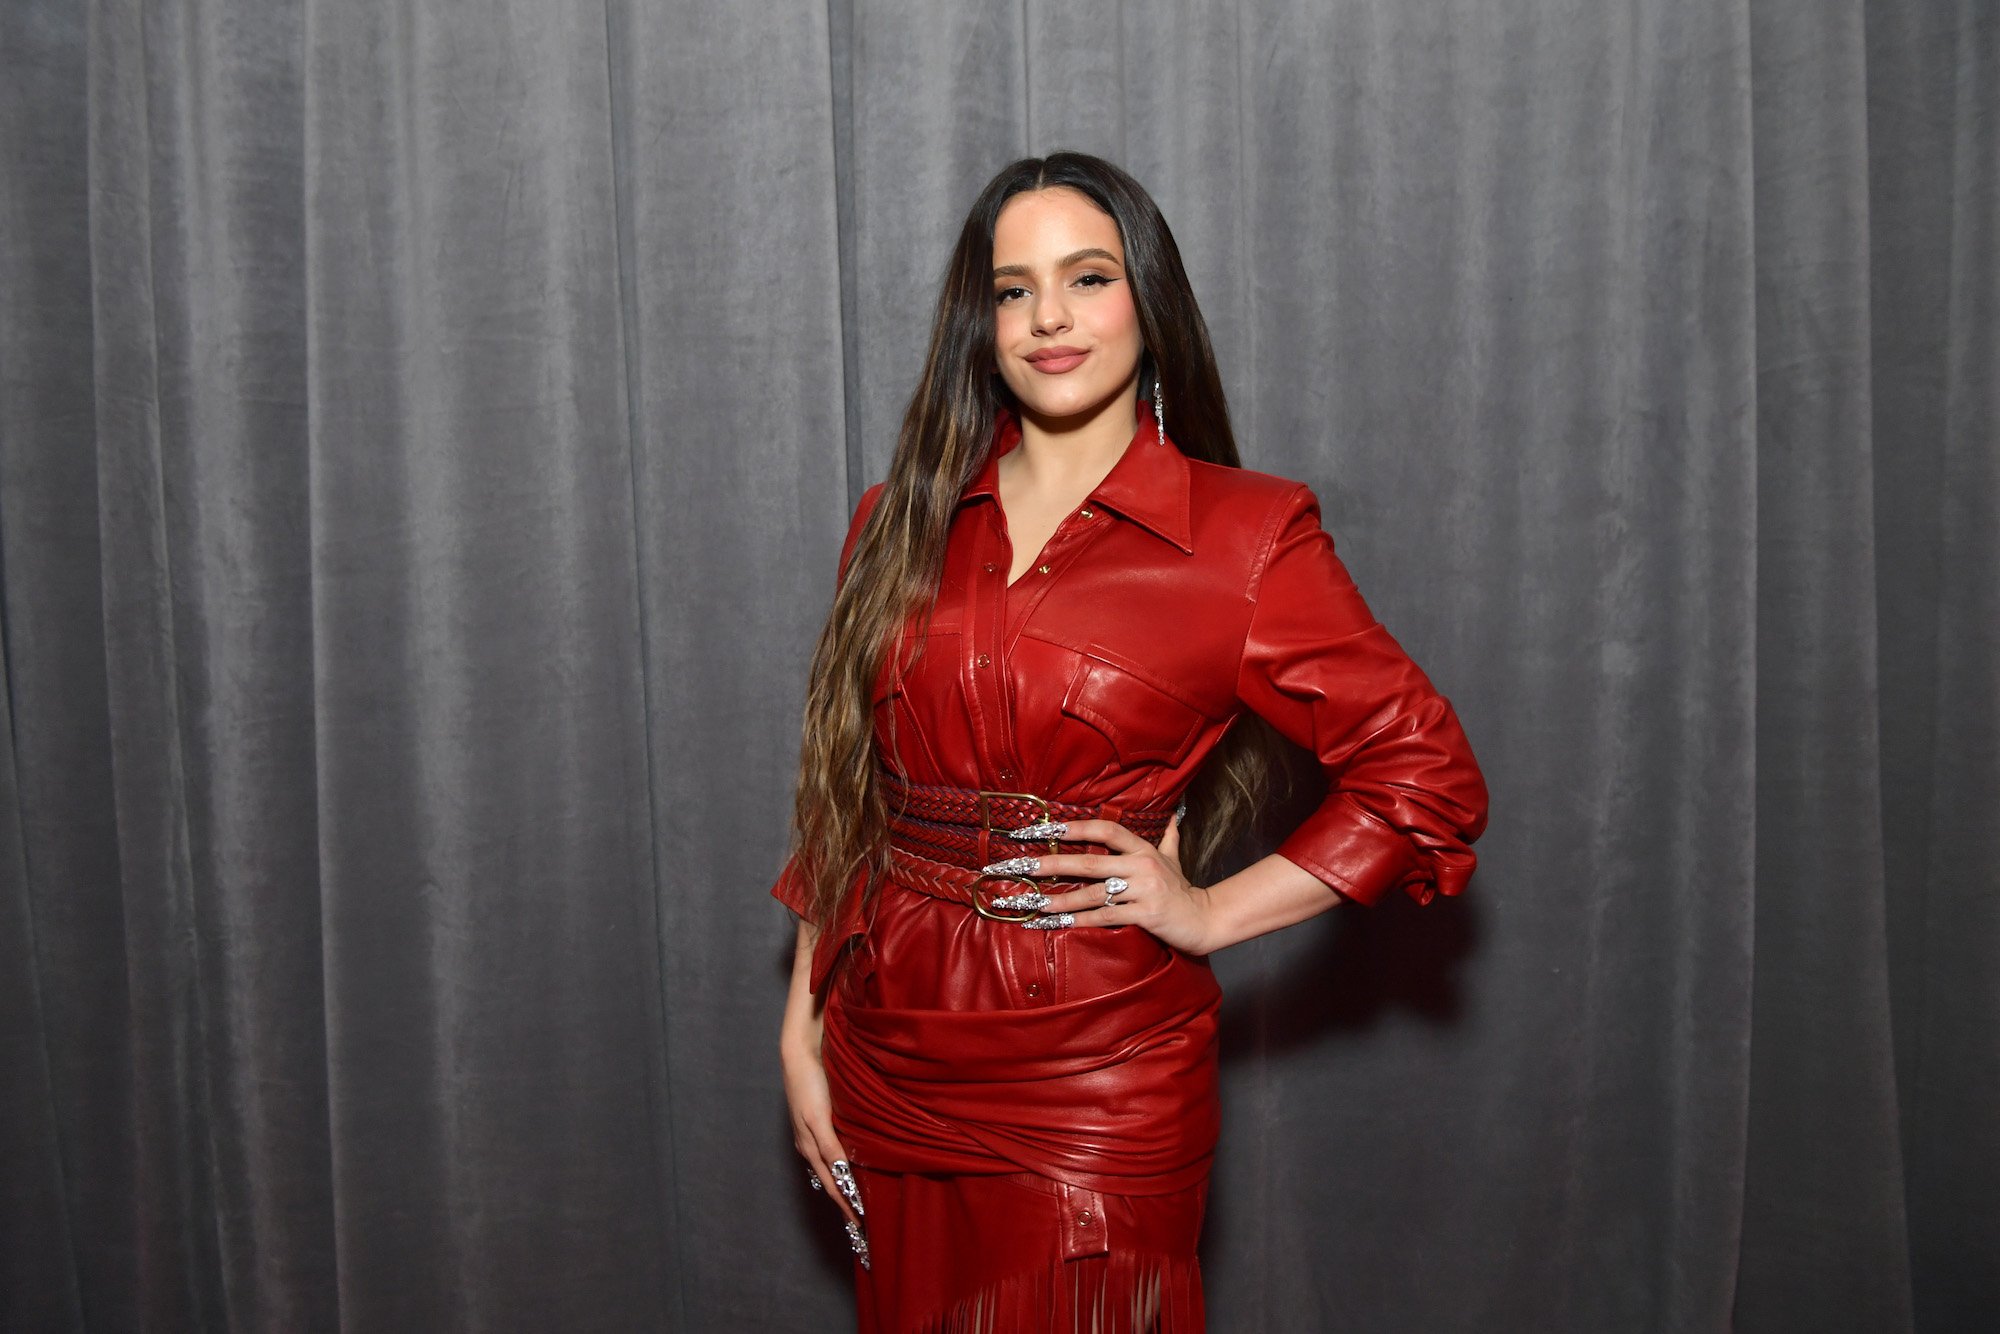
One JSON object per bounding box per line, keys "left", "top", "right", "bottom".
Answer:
{"left": 1058, "top": 1182, "right": 1109, "bottom": 1259}
{"left": 976, "top": 789, "right": 993, "bottom": 868}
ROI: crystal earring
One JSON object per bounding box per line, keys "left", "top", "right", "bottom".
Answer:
{"left": 1153, "top": 374, "right": 1166, "bottom": 446}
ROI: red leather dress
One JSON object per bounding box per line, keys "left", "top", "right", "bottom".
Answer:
{"left": 773, "top": 400, "right": 1489, "bottom": 1332}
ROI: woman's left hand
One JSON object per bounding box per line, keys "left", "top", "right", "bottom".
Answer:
{"left": 1000, "top": 811, "right": 1218, "bottom": 954}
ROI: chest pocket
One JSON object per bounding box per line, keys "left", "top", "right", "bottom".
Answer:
{"left": 1058, "top": 645, "right": 1209, "bottom": 768}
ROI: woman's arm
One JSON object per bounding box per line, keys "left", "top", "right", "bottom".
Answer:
{"left": 779, "top": 915, "right": 824, "bottom": 1060}
{"left": 1228, "top": 483, "right": 1489, "bottom": 909}
{"left": 998, "top": 814, "right": 1340, "bottom": 955}
{"left": 779, "top": 915, "right": 861, "bottom": 1229}
{"left": 1012, "top": 481, "right": 1488, "bottom": 949}
{"left": 1191, "top": 851, "right": 1348, "bottom": 952}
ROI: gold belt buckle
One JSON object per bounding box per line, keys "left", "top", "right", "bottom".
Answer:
{"left": 971, "top": 789, "right": 1057, "bottom": 922}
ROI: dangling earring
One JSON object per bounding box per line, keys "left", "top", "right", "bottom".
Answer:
{"left": 1153, "top": 374, "right": 1166, "bottom": 446}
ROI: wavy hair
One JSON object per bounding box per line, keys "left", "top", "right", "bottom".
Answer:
{"left": 786, "top": 150, "right": 1297, "bottom": 937}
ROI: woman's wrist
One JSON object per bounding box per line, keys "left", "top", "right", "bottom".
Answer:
{"left": 1181, "top": 883, "right": 1221, "bottom": 955}
{"left": 1187, "top": 854, "right": 1346, "bottom": 954}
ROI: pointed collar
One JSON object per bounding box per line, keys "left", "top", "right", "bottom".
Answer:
{"left": 957, "top": 398, "right": 1195, "bottom": 554}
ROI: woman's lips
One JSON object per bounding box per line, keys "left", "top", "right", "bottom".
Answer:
{"left": 1027, "top": 350, "right": 1089, "bottom": 374}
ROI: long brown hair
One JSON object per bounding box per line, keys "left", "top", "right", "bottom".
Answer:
{"left": 787, "top": 151, "right": 1297, "bottom": 933}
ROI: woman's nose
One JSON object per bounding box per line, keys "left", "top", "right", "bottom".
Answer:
{"left": 1032, "top": 291, "right": 1071, "bottom": 333}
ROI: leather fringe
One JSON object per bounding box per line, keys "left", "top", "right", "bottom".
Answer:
{"left": 904, "top": 1251, "right": 1203, "bottom": 1334}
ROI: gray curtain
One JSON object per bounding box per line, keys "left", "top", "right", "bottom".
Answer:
{"left": 2, "top": 1, "right": 1993, "bottom": 1329}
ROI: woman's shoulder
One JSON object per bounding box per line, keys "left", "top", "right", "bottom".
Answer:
{"left": 1185, "top": 457, "right": 1318, "bottom": 537}
{"left": 835, "top": 481, "right": 891, "bottom": 582}
{"left": 843, "top": 480, "right": 893, "bottom": 542}
{"left": 1188, "top": 455, "right": 1311, "bottom": 498}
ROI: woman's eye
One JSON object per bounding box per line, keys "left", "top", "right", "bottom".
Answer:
{"left": 996, "top": 273, "right": 1114, "bottom": 305}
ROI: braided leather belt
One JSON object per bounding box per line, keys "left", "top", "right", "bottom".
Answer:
{"left": 877, "top": 768, "right": 1176, "bottom": 923}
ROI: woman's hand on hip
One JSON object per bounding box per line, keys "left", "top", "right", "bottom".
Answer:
{"left": 996, "top": 810, "right": 1217, "bottom": 954}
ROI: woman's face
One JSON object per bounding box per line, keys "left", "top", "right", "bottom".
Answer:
{"left": 990, "top": 186, "right": 1143, "bottom": 423}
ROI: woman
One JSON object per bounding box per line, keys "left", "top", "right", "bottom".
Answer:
{"left": 772, "top": 151, "right": 1489, "bottom": 1332}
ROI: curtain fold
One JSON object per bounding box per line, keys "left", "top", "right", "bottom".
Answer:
{"left": 0, "top": 1, "right": 1991, "bottom": 1329}
{"left": 1735, "top": 1, "right": 1914, "bottom": 1328}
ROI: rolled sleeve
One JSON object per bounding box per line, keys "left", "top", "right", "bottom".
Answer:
{"left": 1235, "top": 484, "right": 1489, "bottom": 906}
{"left": 770, "top": 851, "right": 812, "bottom": 917}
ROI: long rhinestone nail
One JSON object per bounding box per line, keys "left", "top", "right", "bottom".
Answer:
{"left": 1020, "top": 913, "right": 1076, "bottom": 930}
{"left": 1005, "top": 820, "right": 1067, "bottom": 839}
{"left": 829, "top": 1159, "right": 864, "bottom": 1216}
{"left": 980, "top": 855, "right": 1040, "bottom": 875}
{"left": 844, "top": 1219, "right": 871, "bottom": 1269}
{"left": 989, "top": 890, "right": 1051, "bottom": 912}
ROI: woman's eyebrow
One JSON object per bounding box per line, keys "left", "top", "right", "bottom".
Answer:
{"left": 992, "top": 247, "right": 1123, "bottom": 280}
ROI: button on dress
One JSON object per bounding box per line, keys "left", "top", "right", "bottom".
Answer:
{"left": 774, "top": 399, "right": 1489, "bottom": 1331}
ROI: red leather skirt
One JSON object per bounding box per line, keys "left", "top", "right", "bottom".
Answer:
{"left": 820, "top": 826, "right": 1223, "bottom": 1332}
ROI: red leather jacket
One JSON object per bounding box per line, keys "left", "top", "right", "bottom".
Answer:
{"left": 775, "top": 400, "right": 1488, "bottom": 979}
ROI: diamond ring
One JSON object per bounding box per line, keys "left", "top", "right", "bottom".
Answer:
{"left": 1103, "top": 875, "right": 1129, "bottom": 904}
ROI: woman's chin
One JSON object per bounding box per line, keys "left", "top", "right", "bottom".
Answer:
{"left": 1008, "top": 379, "right": 1133, "bottom": 427}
